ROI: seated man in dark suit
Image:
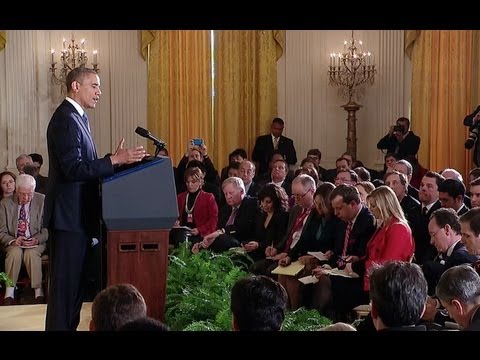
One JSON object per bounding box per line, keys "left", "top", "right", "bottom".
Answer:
{"left": 436, "top": 264, "right": 480, "bottom": 331}
{"left": 28, "top": 153, "right": 49, "bottom": 195}
{"left": 370, "top": 261, "right": 428, "bottom": 331}
{"left": 252, "top": 117, "right": 297, "bottom": 176}
{"left": 193, "top": 177, "right": 258, "bottom": 254}
{"left": 423, "top": 208, "right": 479, "bottom": 295}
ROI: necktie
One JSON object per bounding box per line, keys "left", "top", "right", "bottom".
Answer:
{"left": 341, "top": 222, "right": 353, "bottom": 257}
{"left": 226, "top": 207, "right": 238, "bottom": 226}
{"left": 82, "top": 113, "right": 90, "bottom": 132}
{"left": 17, "top": 204, "right": 27, "bottom": 237}
{"left": 273, "top": 137, "right": 279, "bottom": 150}
{"left": 422, "top": 206, "right": 428, "bottom": 216}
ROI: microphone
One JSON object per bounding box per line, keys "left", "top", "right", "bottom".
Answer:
{"left": 135, "top": 126, "right": 166, "bottom": 147}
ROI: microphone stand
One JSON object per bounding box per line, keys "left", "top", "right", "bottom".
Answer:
{"left": 152, "top": 140, "right": 166, "bottom": 158}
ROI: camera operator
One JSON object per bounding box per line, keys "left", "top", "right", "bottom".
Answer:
{"left": 464, "top": 105, "right": 480, "bottom": 166}
{"left": 377, "top": 117, "right": 421, "bottom": 160}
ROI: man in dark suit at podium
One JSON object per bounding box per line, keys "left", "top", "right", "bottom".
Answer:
{"left": 44, "top": 67, "right": 147, "bottom": 331}
{"left": 252, "top": 118, "right": 297, "bottom": 176}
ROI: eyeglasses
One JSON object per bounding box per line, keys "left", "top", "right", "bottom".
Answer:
{"left": 293, "top": 189, "right": 310, "bottom": 199}
{"left": 429, "top": 227, "right": 444, "bottom": 239}
{"left": 335, "top": 177, "right": 353, "bottom": 183}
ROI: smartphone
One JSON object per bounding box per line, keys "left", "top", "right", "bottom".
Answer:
{"left": 192, "top": 138, "right": 204, "bottom": 146}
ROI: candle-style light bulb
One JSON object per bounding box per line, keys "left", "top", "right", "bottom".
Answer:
{"left": 92, "top": 50, "right": 98, "bottom": 65}
{"left": 51, "top": 49, "right": 55, "bottom": 64}
{"left": 81, "top": 39, "right": 85, "bottom": 49}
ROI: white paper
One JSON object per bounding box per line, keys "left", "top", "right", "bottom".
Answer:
{"left": 298, "top": 275, "right": 319, "bottom": 285}
{"left": 307, "top": 251, "right": 328, "bottom": 261}
{"left": 324, "top": 268, "right": 359, "bottom": 278}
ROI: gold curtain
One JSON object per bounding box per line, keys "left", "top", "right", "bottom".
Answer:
{"left": 145, "top": 30, "right": 212, "bottom": 165}
{"left": 0, "top": 31, "right": 5, "bottom": 51}
{"left": 410, "top": 30, "right": 476, "bottom": 178}
{"left": 213, "top": 30, "right": 282, "bottom": 170}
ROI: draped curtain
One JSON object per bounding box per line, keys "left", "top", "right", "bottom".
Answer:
{"left": 0, "top": 31, "right": 5, "bottom": 51}
{"left": 408, "top": 30, "right": 480, "bottom": 178}
{"left": 142, "top": 30, "right": 284, "bottom": 170}
{"left": 143, "top": 30, "right": 212, "bottom": 165}
{"left": 213, "top": 30, "right": 284, "bottom": 169}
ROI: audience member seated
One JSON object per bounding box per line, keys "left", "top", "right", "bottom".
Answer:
{"left": 192, "top": 177, "right": 258, "bottom": 254}
{"left": 353, "top": 167, "right": 371, "bottom": 182}
{"left": 170, "top": 167, "right": 218, "bottom": 247}
{"left": 0, "top": 174, "right": 48, "bottom": 305}
{"left": 117, "top": 316, "right": 170, "bottom": 331}
{"left": 311, "top": 184, "right": 376, "bottom": 319}
{"left": 423, "top": 208, "right": 478, "bottom": 295}
{"left": 0, "top": 171, "right": 16, "bottom": 200}
{"left": 28, "top": 153, "right": 49, "bottom": 195}
{"left": 249, "top": 184, "right": 290, "bottom": 272}
{"left": 334, "top": 169, "right": 358, "bottom": 187}
{"left": 238, "top": 160, "right": 261, "bottom": 198}
{"left": 15, "top": 154, "right": 33, "bottom": 175}
{"left": 441, "top": 168, "right": 471, "bottom": 208}
{"left": 318, "top": 322, "right": 357, "bottom": 331}
{"left": 370, "top": 261, "right": 428, "bottom": 331}
{"left": 90, "top": 283, "right": 147, "bottom": 331}
{"left": 258, "top": 159, "right": 292, "bottom": 196}
{"left": 220, "top": 148, "right": 247, "bottom": 182}
{"left": 378, "top": 152, "right": 400, "bottom": 180}
{"left": 230, "top": 275, "right": 287, "bottom": 331}
{"left": 436, "top": 264, "right": 480, "bottom": 331}
{"left": 438, "top": 178, "right": 469, "bottom": 215}
{"left": 306, "top": 148, "right": 328, "bottom": 182}
{"left": 355, "top": 181, "right": 375, "bottom": 205}
{"left": 394, "top": 159, "right": 419, "bottom": 201}
{"left": 178, "top": 160, "right": 221, "bottom": 206}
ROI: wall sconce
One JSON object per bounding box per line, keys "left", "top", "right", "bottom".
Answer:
{"left": 50, "top": 37, "right": 99, "bottom": 92}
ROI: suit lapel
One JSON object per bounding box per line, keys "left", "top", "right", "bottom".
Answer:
{"left": 73, "top": 112, "right": 98, "bottom": 160}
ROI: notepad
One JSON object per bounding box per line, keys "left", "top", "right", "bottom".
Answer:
{"left": 298, "top": 275, "right": 319, "bottom": 285}
{"left": 307, "top": 251, "right": 328, "bottom": 261}
{"left": 323, "top": 268, "right": 359, "bottom": 278}
{"left": 271, "top": 261, "right": 305, "bottom": 276}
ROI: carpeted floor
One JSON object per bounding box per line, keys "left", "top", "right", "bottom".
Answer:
{"left": 0, "top": 302, "right": 92, "bottom": 331}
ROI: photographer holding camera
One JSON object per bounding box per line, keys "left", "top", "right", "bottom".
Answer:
{"left": 377, "top": 117, "right": 421, "bottom": 160}
{"left": 464, "top": 105, "right": 480, "bottom": 166}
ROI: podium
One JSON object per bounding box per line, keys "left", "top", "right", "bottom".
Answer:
{"left": 101, "top": 157, "right": 178, "bottom": 321}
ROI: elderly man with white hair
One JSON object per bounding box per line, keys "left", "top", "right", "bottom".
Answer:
{"left": 0, "top": 174, "right": 48, "bottom": 305}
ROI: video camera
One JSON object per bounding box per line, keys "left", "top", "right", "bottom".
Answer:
{"left": 393, "top": 125, "right": 404, "bottom": 133}
{"left": 464, "top": 106, "right": 480, "bottom": 150}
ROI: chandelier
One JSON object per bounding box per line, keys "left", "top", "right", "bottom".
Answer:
{"left": 50, "top": 37, "right": 99, "bottom": 92}
{"left": 327, "top": 30, "right": 377, "bottom": 159}
{"left": 328, "top": 30, "right": 376, "bottom": 104}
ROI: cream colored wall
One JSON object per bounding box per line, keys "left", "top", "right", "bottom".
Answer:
{"left": 0, "top": 30, "right": 148, "bottom": 174}
{"left": 277, "top": 30, "right": 411, "bottom": 170}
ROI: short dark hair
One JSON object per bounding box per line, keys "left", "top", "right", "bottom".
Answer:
{"left": 438, "top": 178, "right": 465, "bottom": 200}
{"left": 230, "top": 275, "right": 287, "bottom": 331}
{"left": 91, "top": 284, "right": 147, "bottom": 331}
{"left": 272, "top": 117, "right": 285, "bottom": 126}
{"left": 307, "top": 148, "right": 322, "bottom": 159}
{"left": 469, "top": 167, "right": 480, "bottom": 180}
{"left": 28, "top": 153, "right": 43, "bottom": 166}
{"left": 436, "top": 264, "right": 480, "bottom": 305}
{"left": 229, "top": 148, "right": 248, "bottom": 162}
{"left": 353, "top": 167, "right": 371, "bottom": 182}
{"left": 429, "top": 208, "right": 461, "bottom": 234}
{"left": 460, "top": 208, "right": 480, "bottom": 237}
{"left": 424, "top": 171, "right": 445, "bottom": 188}
{"left": 369, "top": 261, "right": 427, "bottom": 328}
{"left": 117, "top": 317, "right": 170, "bottom": 331}
{"left": 66, "top": 66, "right": 98, "bottom": 93}
{"left": 396, "top": 116, "right": 410, "bottom": 128}
{"left": 330, "top": 184, "right": 361, "bottom": 205}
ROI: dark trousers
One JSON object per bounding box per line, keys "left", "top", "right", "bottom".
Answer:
{"left": 45, "top": 230, "right": 89, "bottom": 331}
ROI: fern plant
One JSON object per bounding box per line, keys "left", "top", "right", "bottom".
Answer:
{"left": 165, "top": 242, "right": 332, "bottom": 331}
{"left": 0, "top": 272, "right": 13, "bottom": 287}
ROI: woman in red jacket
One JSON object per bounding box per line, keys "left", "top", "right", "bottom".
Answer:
{"left": 169, "top": 167, "right": 218, "bottom": 247}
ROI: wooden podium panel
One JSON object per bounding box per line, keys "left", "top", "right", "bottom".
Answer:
{"left": 106, "top": 229, "right": 169, "bottom": 321}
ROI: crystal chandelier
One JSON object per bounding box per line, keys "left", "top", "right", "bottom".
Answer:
{"left": 328, "top": 30, "right": 376, "bottom": 104}
{"left": 50, "top": 37, "right": 99, "bottom": 92}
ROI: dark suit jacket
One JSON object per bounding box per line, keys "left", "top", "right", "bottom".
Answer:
{"left": 252, "top": 134, "right": 297, "bottom": 175}
{"left": 423, "top": 241, "right": 479, "bottom": 295}
{"left": 465, "top": 307, "right": 480, "bottom": 331}
{"left": 218, "top": 196, "right": 258, "bottom": 243}
{"left": 377, "top": 131, "right": 421, "bottom": 159}
{"left": 44, "top": 100, "right": 114, "bottom": 235}
{"left": 412, "top": 200, "right": 442, "bottom": 264}
{"left": 274, "top": 206, "right": 321, "bottom": 261}
{"left": 35, "top": 174, "right": 49, "bottom": 195}
{"left": 328, "top": 206, "right": 376, "bottom": 268}
{"left": 255, "top": 210, "right": 289, "bottom": 254}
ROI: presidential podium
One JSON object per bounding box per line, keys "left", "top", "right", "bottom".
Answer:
{"left": 101, "top": 157, "right": 178, "bottom": 321}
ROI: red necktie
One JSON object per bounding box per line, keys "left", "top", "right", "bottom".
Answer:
{"left": 342, "top": 222, "right": 353, "bottom": 257}
{"left": 17, "top": 204, "right": 27, "bottom": 237}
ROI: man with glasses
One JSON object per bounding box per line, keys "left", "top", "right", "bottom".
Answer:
{"left": 0, "top": 174, "right": 48, "bottom": 305}
{"left": 334, "top": 169, "right": 358, "bottom": 187}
